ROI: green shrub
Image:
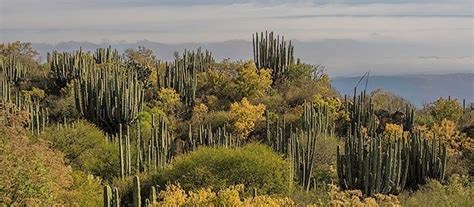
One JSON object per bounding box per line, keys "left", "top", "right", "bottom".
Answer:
{"left": 0, "top": 109, "right": 72, "bottom": 205}
{"left": 163, "top": 143, "right": 294, "bottom": 196}
{"left": 400, "top": 175, "right": 474, "bottom": 207}
{"left": 38, "top": 120, "right": 119, "bottom": 180}
{"left": 311, "top": 135, "right": 340, "bottom": 190}
{"left": 61, "top": 171, "right": 103, "bottom": 206}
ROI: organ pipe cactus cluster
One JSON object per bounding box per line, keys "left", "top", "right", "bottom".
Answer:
{"left": 108, "top": 114, "right": 173, "bottom": 176}
{"left": 48, "top": 49, "right": 95, "bottom": 88}
{"left": 73, "top": 64, "right": 144, "bottom": 133}
{"left": 156, "top": 48, "right": 213, "bottom": 106}
{"left": 104, "top": 175, "right": 163, "bottom": 207}
{"left": 265, "top": 103, "right": 335, "bottom": 191}
{"left": 337, "top": 128, "right": 447, "bottom": 196}
{"left": 253, "top": 31, "right": 295, "bottom": 82}
{"left": 0, "top": 55, "right": 29, "bottom": 85}
{"left": 185, "top": 123, "right": 241, "bottom": 152}
{"left": 104, "top": 185, "right": 120, "bottom": 207}
{"left": 344, "top": 89, "right": 415, "bottom": 136}
{"left": 0, "top": 79, "right": 48, "bottom": 135}
{"left": 94, "top": 46, "right": 121, "bottom": 64}
{"left": 337, "top": 90, "right": 443, "bottom": 196}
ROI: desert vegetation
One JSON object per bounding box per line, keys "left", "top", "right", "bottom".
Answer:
{"left": 0, "top": 32, "right": 472, "bottom": 206}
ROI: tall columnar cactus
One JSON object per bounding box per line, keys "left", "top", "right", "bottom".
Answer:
{"left": 156, "top": 48, "right": 214, "bottom": 106}
{"left": 336, "top": 126, "right": 447, "bottom": 196}
{"left": 185, "top": 123, "right": 240, "bottom": 152}
{"left": 48, "top": 49, "right": 95, "bottom": 88}
{"left": 118, "top": 124, "right": 125, "bottom": 178}
{"left": 133, "top": 175, "right": 141, "bottom": 207}
{"left": 406, "top": 132, "right": 447, "bottom": 187}
{"left": 344, "top": 89, "right": 415, "bottom": 137}
{"left": 74, "top": 64, "right": 144, "bottom": 133}
{"left": 266, "top": 103, "right": 335, "bottom": 191}
{"left": 0, "top": 55, "right": 29, "bottom": 85}
{"left": 104, "top": 185, "right": 113, "bottom": 207}
{"left": 94, "top": 46, "right": 121, "bottom": 64}
{"left": 253, "top": 31, "right": 295, "bottom": 82}
{"left": 0, "top": 80, "right": 48, "bottom": 135}
{"left": 112, "top": 187, "right": 120, "bottom": 207}
{"left": 149, "top": 186, "right": 157, "bottom": 204}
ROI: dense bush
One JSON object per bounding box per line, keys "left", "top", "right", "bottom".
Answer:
{"left": 428, "top": 98, "right": 464, "bottom": 123}
{"left": 0, "top": 107, "right": 72, "bottom": 205}
{"left": 62, "top": 171, "right": 103, "bottom": 206}
{"left": 399, "top": 175, "right": 474, "bottom": 207}
{"left": 163, "top": 143, "right": 294, "bottom": 196}
{"left": 155, "top": 184, "right": 294, "bottom": 206}
{"left": 37, "top": 120, "right": 119, "bottom": 180}
{"left": 311, "top": 135, "right": 340, "bottom": 190}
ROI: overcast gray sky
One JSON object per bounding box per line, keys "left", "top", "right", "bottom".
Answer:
{"left": 0, "top": 0, "right": 473, "bottom": 75}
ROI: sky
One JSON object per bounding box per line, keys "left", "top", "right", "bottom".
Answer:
{"left": 0, "top": 0, "right": 473, "bottom": 76}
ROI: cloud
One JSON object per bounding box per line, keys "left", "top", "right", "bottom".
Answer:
{"left": 1, "top": 0, "right": 472, "bottom": 75}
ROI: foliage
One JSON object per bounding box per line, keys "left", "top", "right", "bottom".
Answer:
{"left": 383, "top": 123, "right": 408, "bottom": 141}
{"left": 285, "top": 63, "right": 323, "bottom": 82}
{"left": 154, "top": 183, "right": 294, "bottom": 206}
{"left": 235, "top": 61, "right": 272, "bottom": 98}
{"left": 45, "top": 92, "right": 81, "bottom": 122}
{"left": 416, "top": 119, "right": 473, "bottom": 155}
{"left": 399, "top": 175, "right": 474, "bottom": 207}
{"left": 370, "top": 89, "right": 410, "bottom": 113}
{"left": 157, "top": 87, "right": 181, "bottom": 113}
{"left": 428, "top": 98, "right": 463, "bottom": 123}
{"left": 229, "top": 97, "right": 266, "bottom": 139}
{"left": 21, "top": 87, "right": 45, "bottom": 102}
{"left": 431, "top": 119, "right": 473, "bottom": 155}
{"left": 124, "top": 46, "right": 157, "bottom": 67}
{"left": 164, "top": 143, "right": 294, "bottom": 196}
{"left": 326, "top": 184, "right": 401, "bottom": 207}
{"left": 0, "top": 41, "right": 38, "bottom": 68}
{"left": 37, "top": 120, "right": 119, "bottom": 180}
{"left": 0, "top": 107, "right": 72, "bottom": 205}
{"left": 61, "top": 171, "right": 103, "bottom": 206}
{"left": 277, "top": 72, "right": 337, "bottom": 107}
{"left": 313, "top": 94, "right": 349, "bottom": 121}
{"left": 311, "top": 136, "right": 341, "bottom": 190}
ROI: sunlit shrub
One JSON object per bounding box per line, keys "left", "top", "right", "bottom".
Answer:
{"left": 164, "top": 143, "right": 294, "bottom": 196}
{"left": 153, "top": 184, "right": 294, "bottom": 206}
{"left": 399, "top": 175, "right": 474, "bottom": 207}
{"left": 229, "top": 97, "right": 266, "bottom": 139}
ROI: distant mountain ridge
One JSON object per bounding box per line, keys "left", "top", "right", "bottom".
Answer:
{"left": 332, "top": 73, "right": 474, "bottom": 106}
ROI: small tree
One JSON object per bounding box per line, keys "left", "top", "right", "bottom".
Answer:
{"left": 429, "top": 98, "right": 463, "bottom": 123}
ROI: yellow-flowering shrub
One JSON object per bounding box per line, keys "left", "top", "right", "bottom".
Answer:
{"left": 236, "top": 61, "right": 272, "bottom": 98}
{"left": 229, "top": 97, "right": 266, "bottom": 139}
{"left": 415, "top": 119, "right": 473, "bottom": 155}
{"left": 313, "top": 94, "right": 349, "bottom": 121}
{"left": 157, "top": 87, "right": 180, "bottom": 106}
{"left": 153, "top": 184, "right": 294, "bottom": 206}
{"left": 383, "top": 123, "right": 409, "bottom": 141}
{"left": 326, "top": 184, "right": 400, "bottom": 207}
{"left": 431, "top": 119, "right": 473, "bottom": 155}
